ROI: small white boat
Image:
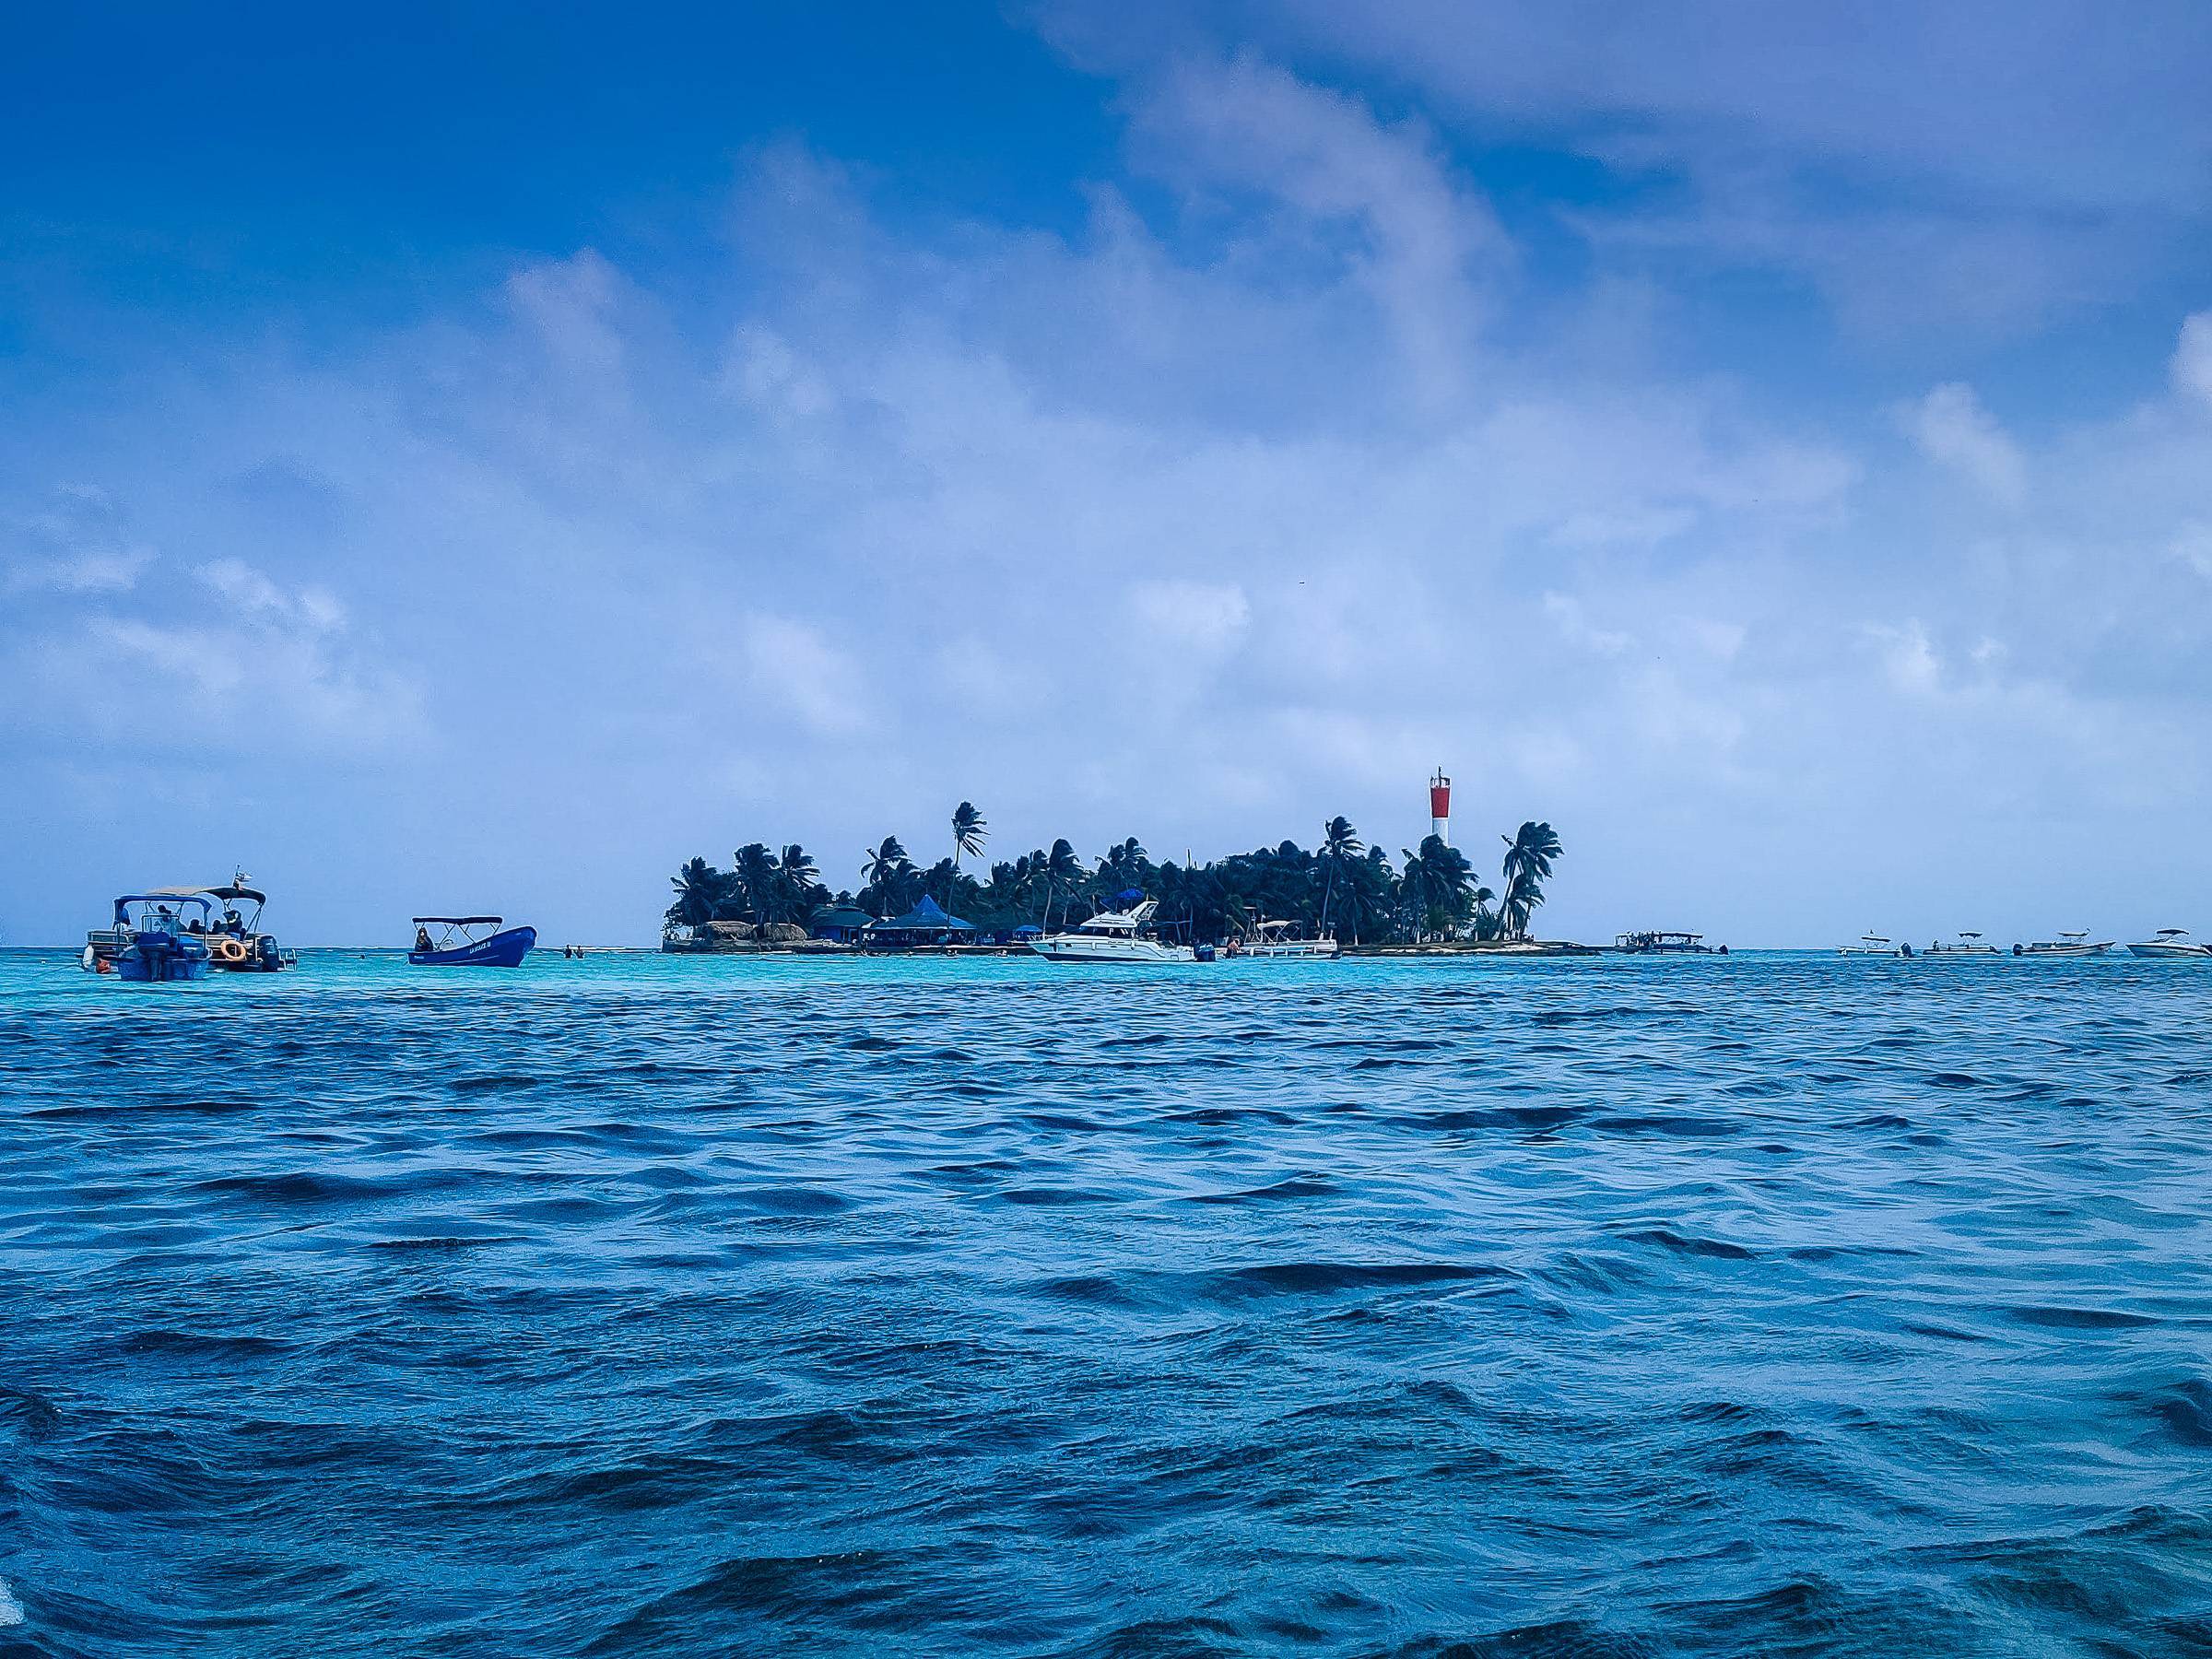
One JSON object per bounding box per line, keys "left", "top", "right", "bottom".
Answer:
{"left": 1030, "top": 901, "right": 1195, "bottom": 965}
{"left": 2014, "top": 931, "right": 2113, "bottom": 959}
{"left": 2126, "top": 928, "right": 2212, "bottom": 959}
{"left": 1924, "top": 931, "right": 2002, "bottom": 958}
{"left": 1837, "top": 933, "right": 1902, "bottom": 957}
{"left": 1231, "top": 918, "right": 1340, "bottom": 959}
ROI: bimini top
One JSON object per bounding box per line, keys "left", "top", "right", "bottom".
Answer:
{"left": 413, "top": 915, "right": 502, "bottom": 926}
{"left": 148, "top": 882, "right": 267, "bottom": 905}
{"left": 115, "top": 893, "right": 215, "bottom": 921}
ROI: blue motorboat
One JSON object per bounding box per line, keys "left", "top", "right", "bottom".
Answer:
{"left": 409, "top": 915, "right": 535, "bottom": 968}
{"left": 88, "top": 894, "right": 216, "bottom": 982}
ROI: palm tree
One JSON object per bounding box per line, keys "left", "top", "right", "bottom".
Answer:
{"left": 862, "top": 836, "right": 909, "bottom": 889}
{"left": 1318, "top": 815, "right": 1363, "bottom": 935}
{"left": 775, "top": 843, "right": 821, "bottom": 923}
{"left": 1041, "top": 838, "right": 1083, "bottom": 932}
{"left": 732, "top": 842, "right": 780, "bottom": 923}
{"left": 665, "top": 857, "right": 727, "bottom": 929}
{"left": 949, "top": 802, "right": 987, "bottom": 885}
{"left": 1499, "top": 821, "right": 1563, "bottom": 939}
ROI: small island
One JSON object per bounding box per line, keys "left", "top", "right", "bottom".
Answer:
{"left": 664, "top": 803, "right": 1572, "bottom": 953}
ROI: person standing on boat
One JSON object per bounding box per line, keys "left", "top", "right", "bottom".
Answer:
{"left": 416, "top": 924, "right": 433, "bottom": 952}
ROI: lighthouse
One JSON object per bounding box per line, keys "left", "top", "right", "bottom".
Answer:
{"left": 1430, "top": 769, "right": 1452, "bottom": 846}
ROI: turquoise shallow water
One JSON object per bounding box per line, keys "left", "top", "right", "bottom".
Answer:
{"left": 3, "top": 947, "right": 2211, "bottom": 1656}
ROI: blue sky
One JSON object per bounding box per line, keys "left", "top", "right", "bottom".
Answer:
{"left": 6, "top": 1, "right": 2212, "bottom": 946}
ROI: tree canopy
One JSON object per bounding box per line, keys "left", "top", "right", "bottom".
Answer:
{"left": 665, "top": 807, "right": 1564, "bottom": 944}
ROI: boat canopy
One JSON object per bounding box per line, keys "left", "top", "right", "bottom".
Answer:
{"left": 148, "top": 882, "right": 267, "bottom": 904}
{"left": 115, "top": 893, "right": 215, "bottom": 922}
{"left": 414, "top": 915, "right": 503, "bottom": 926}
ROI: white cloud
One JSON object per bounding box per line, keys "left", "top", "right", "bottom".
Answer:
{"left": 740, "top": 614, "right": 873, "bottom": 736}
{"left": 1130, "top": 579, "right": 1251, "bottom": 650}
{"left": 1901, "top": 382, "right": 2027, "bottom": 507}
{"left": 2175, "top": 312, "right": 2212, "bottom": 408}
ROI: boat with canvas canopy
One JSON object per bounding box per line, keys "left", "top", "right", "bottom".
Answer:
{"left": 142, "top": 871, "right": 295, "bottom": 971}
{"left": 85, "top": 894, "right": 216, "bottom": 981}
{"left": 2014, "top": 931, "right": 2112, "bottom": 959}
{"left": 408, "top": 915, "right": 536, "bottom": 968}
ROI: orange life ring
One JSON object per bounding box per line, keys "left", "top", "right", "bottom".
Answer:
{"left": 212, "top": 936, "right": 250, "bottom": 964}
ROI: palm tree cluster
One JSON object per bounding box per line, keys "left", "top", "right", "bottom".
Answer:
{"left": 666, "top": 803, "right": 1565, "bottom": 945}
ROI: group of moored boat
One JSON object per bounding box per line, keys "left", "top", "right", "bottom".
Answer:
{"left": 1840, "top": 930, "right": 2210, "bottom": 959}
{"left": 80, "top": 873, "right": 538, "bottom": 982}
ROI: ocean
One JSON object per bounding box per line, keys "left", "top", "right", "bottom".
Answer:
{"left": 3, "top": 948, "right": 2209, "bottom": 1656}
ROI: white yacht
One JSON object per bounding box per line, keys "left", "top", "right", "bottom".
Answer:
{"left": 1231, "top": 918, "right": 1340, "bottom": 960}
{"left": 1924, "top": 932, "right": 2002, "bottom": 958}
{"left": 2126, "top": 929, "right": 2212, "bottom": 959}
{"left": 2015, "top": 931, "right": 2114, "bottom": 959}
{"left": 1837, "top": 934, "right": 1901, "bottom": 956}
{"left": 1030, "top": 901, "right": 1195, "bottom": 965}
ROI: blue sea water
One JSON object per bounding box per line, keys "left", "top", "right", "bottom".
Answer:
{"left": 4, "top": 947, "right": 2211, "bottom": 1657}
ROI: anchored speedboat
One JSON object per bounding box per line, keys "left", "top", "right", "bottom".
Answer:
{"left": 1230, "top": 917, "right": 1340, "bottom": 959}
{"left": 1838, "top": 934, "right": 1903, "bottom": 957}
{"left": 85, "top": 894, "right": 215, "bottom": 981}
{"left": 1924, "top": 932, "right": 2002, "bottom": 958}
{"left": 2014, "top": 931, "right": 2113, "bottom": 959}
{"left": 408, "top": 915, "right": 536, "bottom": 968}
{"left": 144, "top": 873, "right": 295, "bottom": 971}
{"left": 1030, "top": 900, "right": 1194, "bottom": 964}
{"left": 2126, "top": 929, "right": 2211, "bottom": 959}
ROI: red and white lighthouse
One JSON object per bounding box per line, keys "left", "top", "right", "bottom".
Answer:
{"left": 1430, "top": 769, "right": 1452, "bottom": 846}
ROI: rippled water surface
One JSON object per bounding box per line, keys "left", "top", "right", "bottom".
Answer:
{"left": 5, "top": 948, "right": 2212, "bottom": 1657}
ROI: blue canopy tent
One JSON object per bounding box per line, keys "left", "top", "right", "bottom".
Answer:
{"left": 864, "top": 894, "right": 976, "bottom": 947}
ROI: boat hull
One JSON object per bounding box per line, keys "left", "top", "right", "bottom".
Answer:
{"left": 410, "top": 926, "right": 536, "bottom": 968}
{"left": 112, "top": 940, "right": 211, "bottom": 982}
{"left": 2015, "top": 942, "right": 2113, "bottom": 958}
{"left": 2127, "top": 942, "right": 2212, "bottom": 959}
{"left": 1030, "top": 937, "right": 1194, "bottom": 964}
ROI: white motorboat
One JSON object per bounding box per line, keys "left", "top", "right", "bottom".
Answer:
{"left": 1030, "top": 901, "right": 1195, "bottom": 965}
{"left": 2126, "top": 928, "right": 2212, "bottom": 959}
{"left": 1924, "top": 931, "right": 2002, "bottom": 958}
{"left": 1231, "top": 918, "right": 1340, "bottom": 959}
{"left": 1837, "top": 933, "right": 1902, "bottom": 957}
{"left": 2014, "top": 931, "right": 2113, "bottom": 959}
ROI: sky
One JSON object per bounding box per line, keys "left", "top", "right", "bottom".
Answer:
{"left": 5, "top": 1, "right": 2212, "bottom": 947}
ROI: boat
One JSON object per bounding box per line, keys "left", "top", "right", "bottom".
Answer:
{"left": 1229, "top": 916, "right": 1340, "bottom": 959}
{"left": 1615, "top": 931, "right": 1720, "bottom": 955}
{"left": 1837, "top": 933, "right": 1904, "bottom": 957}
{"left": 1030, "top": 901, "right": 1194, "bottom": 964}
{"left": 2126, "top": 929, "right": 2212, "bottom": 959}
{"left": 85, "top": 894, "right": 216, "bottom": 981}
{"left": 1924, "top": 931, "right": 2002, "bottom": 958}
{"left": 2013, "top": 931, "right": 2113, "bottom": 959}
{"left": 408, "top": 915, "right": 536, "bottom": 968}
{"left": 143, "top": 873, "right": 296, "bottom": 971}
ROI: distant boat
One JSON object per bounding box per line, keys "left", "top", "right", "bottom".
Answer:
{"left": 1030, "top": 901, "right": 1194, "bottom": 964}
{"left": 1615, "top": 931, "right": 1718, "bottom": 955}
{"left": 144, "top": 872, "right": 295, "bottom": 971}
{"left": 87, "top": 894, "right": 215, "bottom": 982}
{"left": 1924, "top": 931, "right": 2002, "bottom": 958}
{"left": 2014, "top": 931, "right": 2113, "bottom": 959}
{"left": 1230, "top": 916, "right": 1340, "bottom": 959}
{"left": 1837, "top": 934, "right": 1902, "bottom": 957}
{"left": 409, "top": 915, "right": 536, "bottom": 968}
{"left": 2125, "top": 929, "right": 2211, "bottom": 959}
